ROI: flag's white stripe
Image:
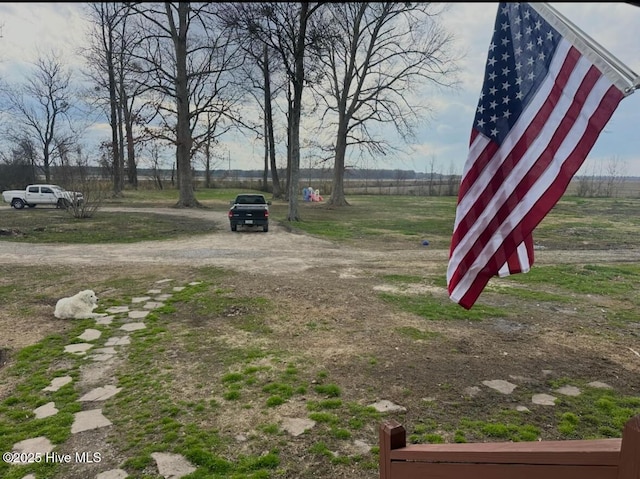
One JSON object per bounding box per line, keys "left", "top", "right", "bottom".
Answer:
{"left": 448, "top": 40, "right": 582, "bottom": 284}
{"left": 497, "top": 261, "right": 509, "bottom": 277}
{"left": 497, "top": 240, "right": 531, "bottom": 278}
{"left": 450, "top": 74, "right": 615, "bottom": 302}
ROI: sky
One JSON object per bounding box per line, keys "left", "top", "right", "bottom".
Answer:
{"left": 0, "top": 2, "right": 639, "bottom": 176}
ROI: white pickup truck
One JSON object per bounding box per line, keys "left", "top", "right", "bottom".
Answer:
{"left": 1, "top": 184, "right": 84, "bottom": 209}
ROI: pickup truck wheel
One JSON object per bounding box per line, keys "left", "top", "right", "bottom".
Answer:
{"left": 263, "top": 224, "right": 269, "bottom": 232}
{"left": 57, "top": 198, "right": 71, "bottom": 209}
{"left": 231, "top": 224, "right": 237, "bottom": 232}
{"left": 11, "top": 199, "right": 25, "bottom": 209}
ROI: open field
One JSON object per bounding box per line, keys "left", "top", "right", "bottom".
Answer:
{"left": 1, "top": 190, "right": 639, "bottom": 479}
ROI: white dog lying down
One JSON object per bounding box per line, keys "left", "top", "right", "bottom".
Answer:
{"left": 54, "top": 289, "right": 107, "bottom": 319}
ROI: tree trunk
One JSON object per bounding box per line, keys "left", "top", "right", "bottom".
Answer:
{"left": 107, "top": 40, "right": 122, "bottom": 197}
{"left": 120, "top": 88, "right": 137, "bottom": 189}
{"left": 263, "top": 44, "right": 282, "bottom": 199}
{"left": 116, "top": 81, "right": 125, "bottom": 194}
{"left": 205, "top": 135, "right": 212, "bottom": 189}
{"left": 172, "top": 3, "right": 199, "bottom": 208}
{"left": 43, "top": 132, "right": 53, "bottom": 183}
{"left": 328, "top": 118, "right": 350, "bottom": 206}
{"left": 124, "top": 99, "right": 137, "bottom": 188}
{"left": 287, "top": 3, "right": 310, "bottom": 222}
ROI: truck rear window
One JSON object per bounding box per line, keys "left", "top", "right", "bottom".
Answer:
{"left": 236, "top": 196, "right": 266, "bottom": 205}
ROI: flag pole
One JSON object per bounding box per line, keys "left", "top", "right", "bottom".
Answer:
{"left": 533, "top": 3, "right": 640, "bottom": 95}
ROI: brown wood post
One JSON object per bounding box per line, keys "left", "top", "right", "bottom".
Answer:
{"left": 379, "top": 420, "right": 406, "bottom": 479}
{"left": 617, "top": 415, "right": 640, "bottom": 479}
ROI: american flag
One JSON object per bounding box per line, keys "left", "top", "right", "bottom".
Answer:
{"left": 447, "top": 3, "right": 637, "bottom": 309}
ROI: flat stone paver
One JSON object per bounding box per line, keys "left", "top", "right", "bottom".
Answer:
{"left": 482, "top": 379, "right": 517, "bottom": 394}
{"left": 43, "top": 376, "right": 73, "bottom": 392}
{"left": 147, "top": 289, "right": 162, "bottom": 294}
{"left": 128, "top": 310, "right": 149, "bottom": 319}
{"left": 105, "top": 336, "right": 131, "bottom": 346}
{"left": 532, "top": 393, "right": 557, "bottom": 406}
{"left": 78, "top": 329, "right": 102, "bottom": 341}
{"left": 79, "top": 385, "right": 122, "bottom": 402}
{"left": 65, "top": 343, "right": 93, "bottom": 355}
{"left": 281, "top": 417, "right": 316, "bottom": 437}
{"left": 21, "top": 474, "right": 36, "bottom": 479}
{"left": 89, "top": 353, "right": 116, "bottom": 362}
{"left": 156, "top": 279, "right": 173, "bottom": 284}
{"left": 96, "top": 470, "right": 129, "bottom": 479}
{"left": 556, "top": 385, "right": 581, "bottom": 396}
{"left": 71, "top": 409, "right": 112, "bottom": 434}
{"left": 131, "top": 296, "right": 152, "bottom": 303}
{"left": 588, "top": 381, "right": 613, "bottom": 389}
{"left": 369, "top": 400, "right": 407, "bottom": 413}
{"left": 120, "top": 322, "right": 146, "bottom": 332}
{"left": 93, "top": 347, "right": 117, "bottom": 355}
{"left": 172, "top": 286, "right": 185, "bottom": 292}
{"left": 351, "top": 439, "right": 371, "bottom": 455}
{"left": 464, "top": 386, "right": 481, "bottom": 397}
{"left": 188, "top": 282, "right": 202, "bottom": 286}
{"left": 11, "top": 437, "right": 54, "bottom": 459}
{"left": 144, "top": 301, "right": 165, "bottom": 309}
{"left": 156, "top": 294, "right": 172, "bottom": 300}
{"left": 516, "top": 406, "right": 530, "bottom": 412}
{"left": 34, "top": 401, "right": 58, "bottom": 419}
{"left": 151, "top": 452, "right": 196, "bottom": 479}
{"left": 106, "top": 306, "right": 129, "bottom": 314}
{"left": 96, "top": 315, "right": 114, "bottom": 325}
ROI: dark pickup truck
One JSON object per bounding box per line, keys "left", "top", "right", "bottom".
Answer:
{"left": 228, "top": 194, "right": 271, "bottom": 232}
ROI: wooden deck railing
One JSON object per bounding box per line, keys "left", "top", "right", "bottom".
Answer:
{"left": 379, "top": 415, "right": 640, "bottom": 479}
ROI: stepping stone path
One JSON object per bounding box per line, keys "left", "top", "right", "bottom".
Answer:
{"left": 8, "top": 278, "right": 199, "bottom": 478}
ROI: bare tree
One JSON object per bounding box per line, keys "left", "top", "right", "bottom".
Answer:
{"left": 84, "top": 3, "right": 126, "bottom": 196}
{"left": 314, "top": 3, "right": 460, "bottom": 206}
{"left": 604, "top": 156, "right": 627, "bottom": 198}
{"left": 217, "top": 4, "right": 287, "bottom": 199}
{"left": 193, "top": 112, "right": 225, "bottom": 188}
{"left": 1, "top": 50, "right": 82, "bottom": 183}
{"left": 219, "top": 2, "right": 325, "bottom": 220}
{"left": 577, "top": 156, "right": 628, "bottom": 198}
{"left": 127, "top": 2, "right": 246, "bottom": 208}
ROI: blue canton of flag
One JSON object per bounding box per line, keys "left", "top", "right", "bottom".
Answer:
{"left": 474, "top": 4, "right": 561, "bottom": 144}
